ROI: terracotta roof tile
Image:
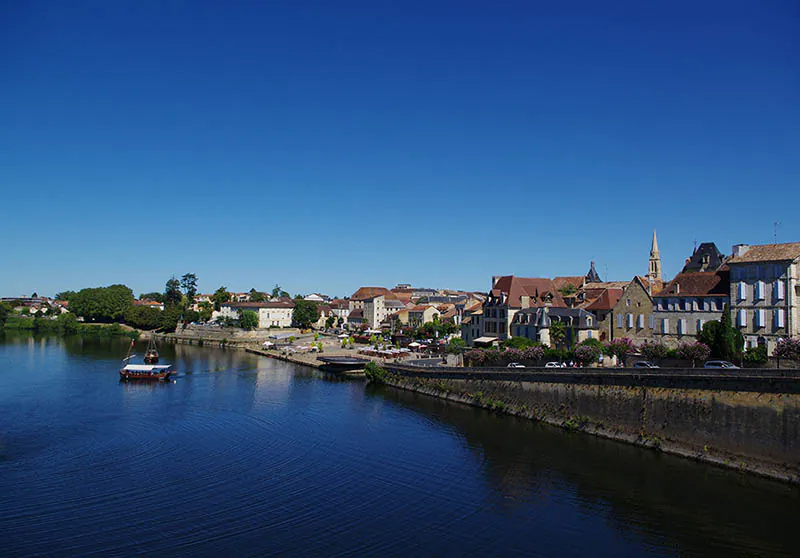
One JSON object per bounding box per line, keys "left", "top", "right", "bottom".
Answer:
{"left": 654, "top": 270, "right": 730, "bottom": 297}
{"left": 727, "top": 242, "right": 800, "bottom": 264}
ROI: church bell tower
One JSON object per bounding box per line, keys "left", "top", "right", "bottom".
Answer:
{"left": 648, "top": 229, "right": 662, "bottom": 282}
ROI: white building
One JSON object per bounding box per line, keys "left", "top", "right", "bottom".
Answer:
{"left": 214, "top": 301, "right": 295, "bottom": 329}
{"left": 727, "top": 242, "right": 800, "bottom": 354}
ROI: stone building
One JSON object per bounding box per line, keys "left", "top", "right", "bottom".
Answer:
{"left": 682, "top": 242, "right": 726, "bottom": 273}
{"left": 510, "top": 307, "right": 599, "bottom": 347}
{"left": 610, "top": 276, "right": 656, "bottom": 344}
{"left": 726, "top": 242, "right": 800, "bottom": 354}
{"left": 652, "top": 269, "right": 730, "bottom": 347}
{"left": 480, "top": 275, "right": 566, "bottom": 342}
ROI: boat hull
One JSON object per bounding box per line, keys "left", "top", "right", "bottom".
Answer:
{"left": 120, "top": 370, "right": 172, "bottom": 381}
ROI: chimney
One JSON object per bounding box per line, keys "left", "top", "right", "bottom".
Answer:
{"left": 492, "top": 276, "right": 501, "bottom": 288}
{"left": 732, "top": 244, "right": 750, "bottom": 258}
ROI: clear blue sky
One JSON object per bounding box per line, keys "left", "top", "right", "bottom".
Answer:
{"left": 2, "top": 1, "right": 798, "bottom": 298}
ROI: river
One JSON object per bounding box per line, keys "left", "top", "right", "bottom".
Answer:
{"left": 0, "top": 333, "right": 796, "bottom": 556}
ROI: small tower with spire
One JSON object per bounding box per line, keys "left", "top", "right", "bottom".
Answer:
{"left": 648, "top": 229, "right": 662, "bottom": 282}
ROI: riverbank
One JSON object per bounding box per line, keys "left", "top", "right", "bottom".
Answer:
{"left": 377, "top": 364, "right": 800, "bottom": 485}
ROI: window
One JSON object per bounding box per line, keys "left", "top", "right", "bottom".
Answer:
{"left": 678, "top": 319, "right": 686, "bottom": 335}
{"left": 775, "top": 309, "right": 786, "bottom": 328}
{"left": 586, "top": 317, "right": 592, "bottom": 326}
{"left": 755, "top": 281, "right": 765, "bottom": 301}
{"left": 697, "top": 319, "right": 704, "bottom": 332}
{"left": 649, "top": 315, "right": 655, "bottom": 329}
{"left": 637, "top": 314, "right": 644, "bottom": 328}
{"left": 587, "top": 330, "right": 593, "bottom": 339}
{"left": 626, "top": 298, "right": 631, "bottom": 307}
{"left": 626, "top": 313, "right": 633, "bottom": 328}
{"left": 737, "top": 310, "right": 747, "bottom": 328}
{"left": 737, "top": 283, "right": 747, "bottom": 301}
{"left": 661, "top": 318, "right": 669, "bottom": 333}
{"left": 755, "top": 309, "right": 765, "bottom": 328}
{"left": 775, "top": 280, "right": 785, "bottom": 300}
{"left": 617, "top": 314, "right": 623, "bottom": 328}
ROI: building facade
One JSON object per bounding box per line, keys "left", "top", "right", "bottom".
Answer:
{"left": 652, "top": 269, "right": 730, "bottom": 347}
{"left": 610, "top": 277, "right": 656, "bottom": 344}
{"left": 726, "top": 242, "right": 800, "bottom": 354}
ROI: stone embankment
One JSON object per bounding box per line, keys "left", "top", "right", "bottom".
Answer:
{"left": 380, "top": 364, "right": 800, "bottom": 484}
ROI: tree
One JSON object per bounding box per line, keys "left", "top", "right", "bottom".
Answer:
{"left": 677, "top": 342, "right": 711, "bottom": 367}
{"left": 604, "top": 338, "right": 635, "bottom": 365}
{"left": 160, "top": 305, "right": 183, "bottom": 333}
{"left": 164, "top": 277, "right": 182, "bottom": 307}
{"left": 54, "top": 290, "right": 76, "bottom": 301}
{"left": 211, "top": 286, "right": 231, "bottom": 311}
{"left": 139, "top": 292, "right": 165, "bottom": 303}
{"left": 0, "top": 302, "right": 11, "bottom": 325}
{"left": 56, "top": 312, "right": 79, "bottom": 334}
{"left": 502, "top": 336, "right": 538, "bottom": 349}
{"left": 239, "top": 310, "right": 259, "bottom": 330}
{"left": 293, "top": 300, "right": 319, "bottom": 329}
{"left": 558, "top": 283, "right": 578, "bottom": 297}
{"left": 325, "top": 315, "right": 335, "bottom": 329}
{"left": 198, "top": 301, "right": 213, "bottom": 322}
{"left": 697, "top": 305, "right": 743, "bottom": 362}
{"left": 446, "top": 338, "right": 466, "bottom": 354}
{"left": 125, "top": 305, "right": 162, "bottom": 330}
{"left": 549, "top": 321, "right": 567, "bottom": 349}
{"left": 70, "top": 284, "right": 134, "bottom": 322}
{"left": 272, "top": 284, "right": 290, "bottom": 299}
{"left": 180, "top": 273, "right": 198, "bottom": 303}
{"left": 249, "top": 288, "right": 268, "bottom": 303}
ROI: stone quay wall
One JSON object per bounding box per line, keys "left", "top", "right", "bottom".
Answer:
{"left": 382, "top": 364, "right": 800, "bottom": 484}
{"left": 158, "top": 324, "right": 302, "bottom": 348}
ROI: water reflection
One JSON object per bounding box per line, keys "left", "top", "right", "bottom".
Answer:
{"left": 370, "top": 386, "right": 798, "bottom": 556}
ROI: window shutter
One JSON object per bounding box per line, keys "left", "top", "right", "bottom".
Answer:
{"left": 697, "top": 319, "right": 703, "bottom": 332}
{"left": 626, "top": 313, "right": 633, "bottom": 328}
{"left": 776, "top": 280, "right": 785, "bottom": 300}
{"left": 737, "top": 310, "right": 746, "bottom": 327}
{"left": 617, "top": 314, "right": 623, "bottom": 328}
{"left": 637, "top": 314, "right": 644, "bottom": 328}
{"left": 776, "top": 309, "right": 785, "bottom": 328}
{"left": 662, "top": 318, "right": 669, "bottom": 333}
{"left": 738, "top": 283, "right": 747, "bottom": 301}
{"left": 649, "top": 315, "right": 654, "bottom": 329}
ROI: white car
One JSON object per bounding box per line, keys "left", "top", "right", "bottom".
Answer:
{"left": 507, "top": 362, "right": 525, "bottom": 368}
{"left": 545, "top": 362, "right": 565, "bottom": 368}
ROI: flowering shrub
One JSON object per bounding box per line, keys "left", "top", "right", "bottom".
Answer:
{"left": 676, "top": 342, "right": 711, "bottom": 367}
{"left": 775, "top": 337, "right": 800, "bottom": 361}
{"left": 574, "top": 344, "right": 601, "bottom": 366}
{"left": 465, "top": 350, "right": 486, "bottom": 366}
{"left": 603, "top": 338, "right": 635, "bottom": 362}
{"left": 639, "top": 340, "right": 669, "bottom": 362}
{"left": 522, "top": 345, "right": 545, "bottom": 362}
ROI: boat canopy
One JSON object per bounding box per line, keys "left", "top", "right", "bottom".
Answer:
{"left": 122, "top": 364, "right": 172, "bottom": 372}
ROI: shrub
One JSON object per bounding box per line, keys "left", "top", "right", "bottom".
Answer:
{"left": 364, "top": 362, "right": 388, "bottom": 384}
{"left": 501, "top": 336, "right": 538, "bottom": 349}
{"left": 603, "top": 338, "right": 635, "bottom": 363}
{"left": 775, "top": 337, "right": 800, "bottom": 361}
{"left": 639, "top": 340, "right": 670, "bottom": 362}
{"left": 574, "top": 343, "right": 601, "bottom": 366}
{"left": 522, "top": 345, "right": 545, "bottom": 362}
{"left": 743, "top": 344, "right": 768, "bottom": 364}
{"left": 676, "top": 342, "right": 711, "bottom": 367}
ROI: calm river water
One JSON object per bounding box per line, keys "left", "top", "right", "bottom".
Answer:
{"left": 0, "top": 333, "right": 797, "bottom": 556}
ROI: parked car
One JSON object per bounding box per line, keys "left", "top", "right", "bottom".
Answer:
{"left": 545, "top": 362, "right": 565, "bottom": 368}
{"left": 633, "top": 361, "right": 660, "bottom": 369}
{"left": 703, "top": 360, "right": 739, "bottom": 369}
{"left": 507, "top": 362, "right": 525, "bottom": 368}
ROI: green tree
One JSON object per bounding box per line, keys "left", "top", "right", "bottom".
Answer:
{"left": 325, "top": 315, "right": 335, "bottom": 329}
{"left": 125, "top": 305, "right": 163, "bottom": 330}
{"left": 697, "top": 305, "right": 743, "bottom": 362}
{"left": 558, "top": 283, "right": 578, "bottom": 297}
{"left": 239, "top": 310, "right": 259, "bottom": 330}
{"left": 249, "top": 288, "right": 268, "bottom": 302}
{"left": 446, "top": 338, "right": 466, "bottom": 354}
{"left": 0, "top": 302, "right": 11, "bottom": 326}
{"left": 56, "top": 312, "right": 79, "bottom": 334}
{"left": 502, "top": 336, "right": 538, "bottom": 349}
{"left": 603, "top": 338, "right": 635, "bottom": 364}
{"left": 160, "top": 306, "right": 183, "bottom": 333}
{"left": 70, "top": 284, "right": 135, "bottom": 322}
{"left": 54, "top": 290, "right": 76, "bottom": 301}
{"left": 211, "top": 286, "right": 231, "bottom": 311}
{"left": 292, "top": 300, "right": 319, "bottom": 329}
{"left": 198, "top": 301, "right": 213, "bottom": 322}
{"left": 180, "top": 273, "right": 198, "bottom": 303}
{"left": 271, "top": 284, "right": 290, "bottom": 299}
{"left": 549, "top": 321, "right": 567, "bottom": 349}
{"left": 164, "top": 277, "right": 182, "bottom": 307}
{"left": 139, "top": 292, "right": 165, "bottom": 303}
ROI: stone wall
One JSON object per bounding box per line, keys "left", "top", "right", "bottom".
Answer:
{"left": 162, "top": 324, "right": 302, "bottom": 347}
{"left": 382, "top": 364, "right": 800, "bottom": 483}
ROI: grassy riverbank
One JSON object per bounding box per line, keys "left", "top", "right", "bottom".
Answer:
{"left": 2, "top": 316, "right": 139, "bottom": 339}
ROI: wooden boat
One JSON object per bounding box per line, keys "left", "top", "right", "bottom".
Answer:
{"left": 120, "top": 364, "right": 173, "bottom": 381}
{"left": 143, "top": 336, "right": 159, "bottom": 364}
{"left": 120, "top": 338, "right": 173, "bottom": 381}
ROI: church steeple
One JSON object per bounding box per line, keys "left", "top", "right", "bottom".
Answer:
{"left": 648, "top": 229, "right": 662, "bottom": 282}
